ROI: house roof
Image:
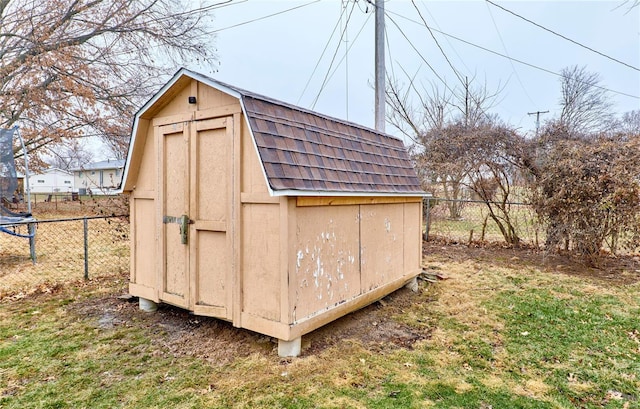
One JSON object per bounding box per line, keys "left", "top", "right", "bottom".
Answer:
{"left": 32, "top": 168, "right": 73, "bottom": 176}
{"left": 72, "top": 159, "right": 125, "bottom": 172}
{"left": 122, "top": 68, "right": 424, "bottom": 197}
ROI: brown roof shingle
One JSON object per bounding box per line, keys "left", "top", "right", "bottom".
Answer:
{"left": 239, "top": 95, "right": 422, "bottom": 195}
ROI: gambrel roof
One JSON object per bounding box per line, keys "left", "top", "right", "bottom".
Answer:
{"left": 121, "top": 68, "right": 424, "bottom": 197}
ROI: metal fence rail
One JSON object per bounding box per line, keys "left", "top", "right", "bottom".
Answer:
{"left": 425, "top": 198, "right": 542, "bottom": 246}
{"left": 0, "top": 215, "right": 129, "bottom": 298}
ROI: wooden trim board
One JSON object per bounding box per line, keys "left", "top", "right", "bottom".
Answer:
{"left": 297, "top": 196, "right": 422, "bottom": 207}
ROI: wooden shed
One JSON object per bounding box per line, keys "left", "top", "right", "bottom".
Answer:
{"left": 120, "top": 68, "right": 425, "bottom": 356}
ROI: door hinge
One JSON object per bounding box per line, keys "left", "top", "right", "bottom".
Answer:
{"left": 163, "top": 214, "right": 193, "bottom": 244}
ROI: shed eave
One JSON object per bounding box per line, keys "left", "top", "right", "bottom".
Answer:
{"left": 117, "top": 115, "right": 140, "bottom": 194}
{"left": 270, "top": 189, "right": 429, "bottom": 198}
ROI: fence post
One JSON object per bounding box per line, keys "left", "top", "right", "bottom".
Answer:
{"left": 83, "top": 218, "right": 89, "bottom": 280}
{"left": 424, "top": 198, "right": 431, "bottom": 241}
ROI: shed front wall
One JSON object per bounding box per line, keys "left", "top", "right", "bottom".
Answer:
{"left": 128, "top": 79, "right": 244, "bottom": 318}
{"left": 238, "top": 115, "right": 285, "bottom": 335}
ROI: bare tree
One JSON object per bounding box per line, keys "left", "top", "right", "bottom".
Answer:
{"left": 0, "top": 0, "right": 220, "bottom": 160}
{"left": 387, "top": 75, "right": 505, "bottom": 219}
{"left": 465, "top": 124, "right": 527, "bottom": 245}
{"left": 619, "top": 110, "right": 640, "bottom": 136}
{"left": 559, "top": 65, "right": 614, "bottom": 136}
{"left": 45, "top": 139, "right": 93, "bottom": 171}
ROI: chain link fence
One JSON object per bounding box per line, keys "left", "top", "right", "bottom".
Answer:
{"left": 425, "top": 198, "right": 542, "bottom": 246}
{"left": 0, "top": 215, "right": 129, "bottom": 299}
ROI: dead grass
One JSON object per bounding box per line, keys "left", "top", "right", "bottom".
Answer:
{"left": 1, "top": 240, "right": 639, "bottom": 408}
{"left": 0, "top": 209, "right": 129, "bottom": 298}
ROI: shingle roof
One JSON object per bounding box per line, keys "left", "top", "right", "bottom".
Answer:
{"left": 72, "top": 159, "right": 125, "bottom": 172}
{"left": 241, "top": 96, "right": 423, "bottom": 195}
{"left": 122, "top": 68, "right": 425, "bottom": 196}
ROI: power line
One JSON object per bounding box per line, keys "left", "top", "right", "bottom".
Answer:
{"left": 296, "top": 5, "right": 346, "bottom": 105}
{"left": 484, "top": 1, "right": 537, "bottom": 107}
{"left": 419, "top": 2, "right": 473, "bottom": 77}
{"left": 154, "top": 0, "right": 244, "bottom": 22}
{"left": 385, "top": 9, "right": 640, "bottom": 100}
{"left": 485, "top": 0, "right": 640, "bottom": 72}
{"left": 211, "top": 1, "right": 321, "bottom": 33}
{"left": 325, "top": 11, "right": 372, "bottom": 94}
{"left": 410, "top": 0, "right": 464, "bottom": 86}
{"left": 384, "top": 13, "right": 457, "bottom": 99}
{"left": 310, "top": 0, "right": 357, "bottom": 110}
{"left": 402, "top": 5, "right": 499, "bottom": 123}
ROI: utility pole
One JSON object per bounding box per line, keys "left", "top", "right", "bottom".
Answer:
{"left": 374, "top": 0, "right": 385, "bottom": 132}
{"left": 528, "top": 110, "right": 549, "bottom": 137}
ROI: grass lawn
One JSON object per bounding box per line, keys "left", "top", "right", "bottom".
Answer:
{"left": 1, "top": 243, "right": 639, "bottom": 408}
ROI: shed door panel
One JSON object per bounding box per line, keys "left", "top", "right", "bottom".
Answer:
{"left": 160, "top": 124, "right": 189, "bottom": 306}
{"left": 191, "top": 118, "right": 232, "bottom": 318}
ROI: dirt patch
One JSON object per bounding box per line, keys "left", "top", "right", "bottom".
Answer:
{"left": 73, "top": 285, "right": 431, "bottom": 364}
{"left": 424, "top": 239, "right": 640, "bottom": 286}
{"left": 303, "top": 288, "right": 430, "bottom": 354}
{"left": 60, "top": 241, "right": 640, "bottom": 366}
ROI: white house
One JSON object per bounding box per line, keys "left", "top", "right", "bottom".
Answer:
{"left": 27, "top": 168, "right": 74, "bottom": 194}
{"left": 72, "top": 159, "right": 125, "bottom": 195}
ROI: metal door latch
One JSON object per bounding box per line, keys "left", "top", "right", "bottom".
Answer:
{"left": 163, "top": 214, "right": 193, "bottom": 244}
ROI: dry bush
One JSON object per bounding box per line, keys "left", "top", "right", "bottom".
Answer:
{"left": 529, "top": 134, "right": 640, "bottom": 263}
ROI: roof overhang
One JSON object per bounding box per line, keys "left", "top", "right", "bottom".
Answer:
{"left": 270, "top": 190, "right": 430, "bottom": 198}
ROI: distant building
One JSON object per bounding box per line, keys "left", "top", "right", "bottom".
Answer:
{"left": 72, "top": 159, "right": 125, "bottom": 195}
{"left": 27, "top": 168, "right": 74, "bottom": 194}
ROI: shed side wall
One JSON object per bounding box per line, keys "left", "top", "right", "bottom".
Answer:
{"left": 291, "top": 205, "right": 361, "bottom": 321}
{"left": 289, "top": 198, "right": 422, "bottom": 326}
{"left": 360, "top": 203, "right": 406, "bottom": 291}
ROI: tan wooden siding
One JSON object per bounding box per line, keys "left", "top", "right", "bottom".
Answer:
{"left": 241, "top": 203, "right": 281, "bottom": 321}
{"left": 360, "top": 203, "right": 406, "bottom": 292}
{"left": 296, "top": 196, "right": 422, "bottom": 207}
{"left": 197, "top": 80, "right": 239, "bottom": 109}
{"left": 403, "top": 203, "right": 422, "bottom": 277}
{"left": 160, "top": 124, "right": 189, "bottom": 306}
{"left": 131, "top": 197, "right": 156, "bottom": 294}
{"left": 292, "top": 205, "right": 361, "bottom": 321}
{"left": 241, "top": 119, "right": 269, "bottom": 195}
{"left": 154, "top": 80, "right": 196, "bottom": 119}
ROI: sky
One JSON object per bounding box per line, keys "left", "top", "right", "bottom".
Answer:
{"left": 185, "top": 0, "right": 640, "bottom": 143}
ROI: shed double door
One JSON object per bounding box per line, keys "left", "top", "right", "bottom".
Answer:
{"left": 158, "top": 117, "right": 234, "bottom": 319}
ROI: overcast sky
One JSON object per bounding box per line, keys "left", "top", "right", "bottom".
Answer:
{"left": 187, "top": 0, "right": 639, "bottom": 141}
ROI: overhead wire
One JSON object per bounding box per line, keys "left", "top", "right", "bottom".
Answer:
{"left": 325, "top": 11, "right": 372, "bottom": 90}
{"left": 296, "top": 5, "right": 346, "bottom": 105}
{"left": 410, "top": 0, "right": 464, "bottom": 86}
{"left": 152, "top": 0, "right": 245, "bottom": 22}
{"left": 310, "top": 0, "right": 357, "bottom": 110}
{"left": 485, "top": 0, "right": 640, "bottom": 72}
{"left": 484, "top": 1, "right": 537, "bottom": 107}
{"left": 385, "top": 9, "right": 640, "bottom": 100}
{"left": 384, "top": 13, "right": 457, "bottom": 99}
{"left": 419, "top": 2, "right": 473, "bottom": 77}
{"left": 211, "top": 1, "right": 322, "bottom": 33}
{"left": 407, "top": 2, "right": 497, "bottom": 122}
